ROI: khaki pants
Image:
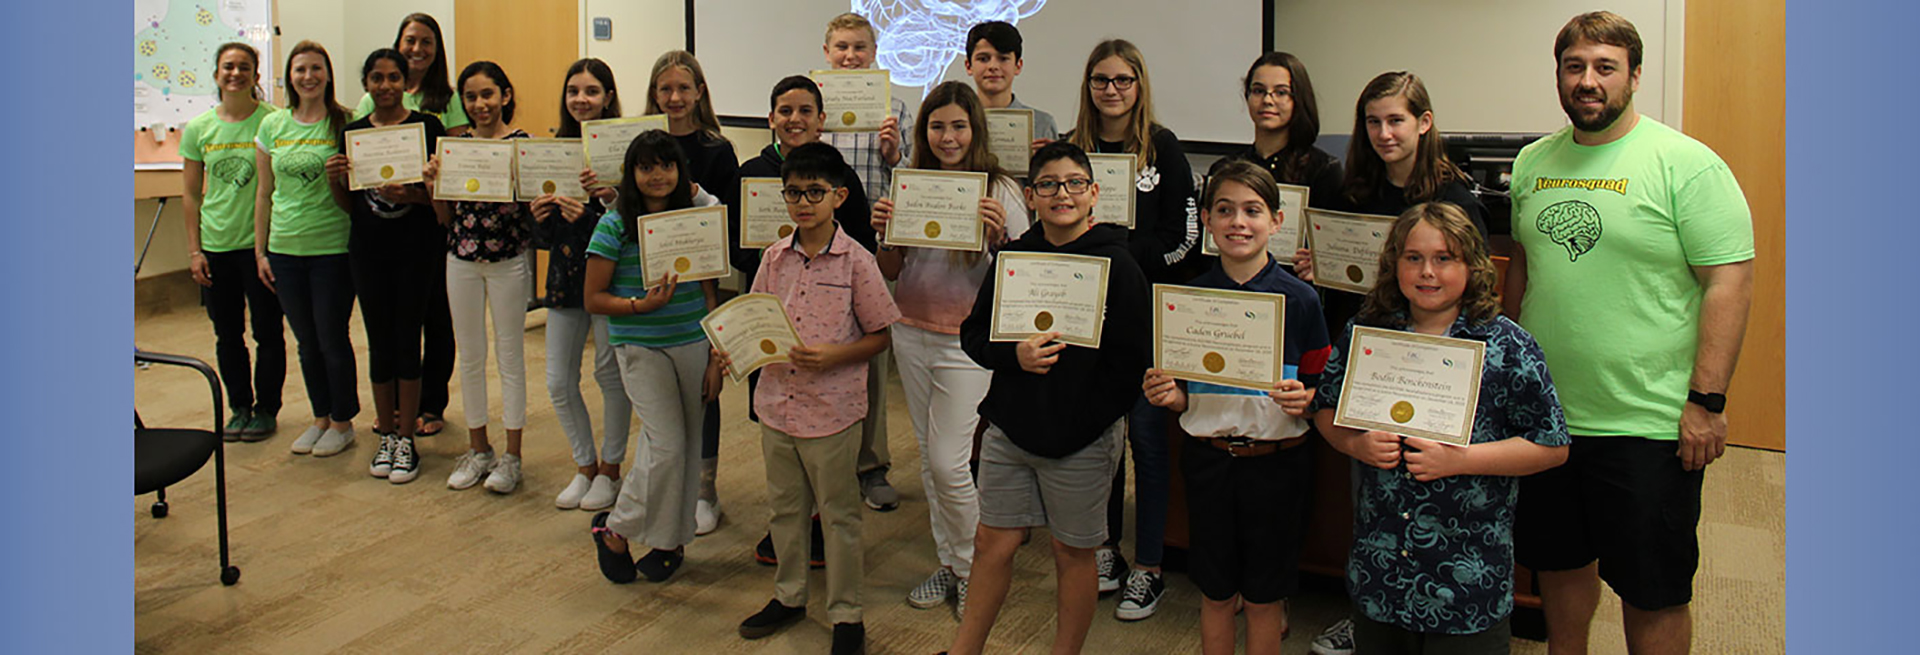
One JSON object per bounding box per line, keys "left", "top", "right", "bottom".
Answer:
{"left": 858, "top": 351, "right": 892, "bottom": 474}
{"left": 763, "top": 421, "right": 864, "bottom": 624}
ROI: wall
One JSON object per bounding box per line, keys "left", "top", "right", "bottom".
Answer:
{"left": 581, "top": 0, "right": 684, "bottom": 101}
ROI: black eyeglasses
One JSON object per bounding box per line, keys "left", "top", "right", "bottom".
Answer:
{"left": 1088, "top": 75, "right": 1138, "bottom": 91}
{"left": 1245, "top": 86, "right": 1292, "bottom": 101}
{"left": 781, "top": 188, "right": 832, "bottom": 203}
{"left": 1030, "top": 178, "right": 1093, "bottom": 196}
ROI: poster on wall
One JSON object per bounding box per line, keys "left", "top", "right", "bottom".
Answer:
{"left": 134, "top": 0, "right": 276, "bottom": 168}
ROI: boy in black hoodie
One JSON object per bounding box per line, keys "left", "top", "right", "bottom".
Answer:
{"left": 947, "top": 142, "right": 1152, "bottom": 655}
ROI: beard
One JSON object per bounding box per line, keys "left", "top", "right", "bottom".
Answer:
{"left": 1561, "top": 85, "right": 1632, "bottom": 132}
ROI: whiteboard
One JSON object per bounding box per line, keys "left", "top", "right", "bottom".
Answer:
{"left": 134, "top": 0, "right": 276, "bottom": 130}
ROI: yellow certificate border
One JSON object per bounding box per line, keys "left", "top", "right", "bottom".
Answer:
{"left": 737, "top": 177, "right": 796, "bottom": 249}
{"left": 1151, "top": 284, "right": 1286, "bottom": 391}
{"left": 1304, "top": 208, "right": 1396, "bottom": 294}
{"left": 344, "top": 122, "right": 427, "bottom": 191}
{"left": 1086, "top": 153, "right": 1138, "bottom": 228}
{"left": 885, "top": 168, "right": 989, "bottom": 252}
{"left": 581, "top": 115, "right": 670, "bottom": 187}
{"left": 1332, "top": 326, "right": 1487, "bottom": 447}
{"left": 513, "top": 138, "right": 587, "bottom": 202}
{"left": 811, "top": 69, "right": 893, "bottom": 133}
{"left": 988, "top": 251, "right": 1112, "bottom": 349}
{"left": 700, "top": 293, "right": 804, "bottom": 384}
{"left": 636, "top": 205, "right": 732, "bottom": 283}
{"left": 984, "top": 108, "right": 1035, "bottom": 175}
{"left": 432, "top": 138, "right": 516, "bottom": 203}
{"left": 1202, "top": 182, "right": 1312, "bottom": 257}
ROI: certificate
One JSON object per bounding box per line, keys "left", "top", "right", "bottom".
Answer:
{"left": 983, "top": 109, "right": 1034, "bottom": 175}
{"left": 1304, "top": 208, "right": 1396, "bottom": 294}
{"left": 637, "top": 205, "right": 730, "bottom": 283}
{"left": 1086, "top": 153, "right": 1137, "bottom": 228}
{"left": 432, "top": 139, "right": 515, "bottom": 203}
{"left": 515, "top": 138, "right": 587, "bottom": 201}
{"left": 811, "top": 69, "right": 892, "bottom": 132}
{"left": 1202, "top": 182, "right": 1311, "bottom": 258}
{"left": 1152, "top": 285, "right": 1286, "bottom": 390}
{"left": 700, "top": 293, "right": 803, "bottom": 383}
{"left": 582, "top": 115, "right": 670, "bottom": 187}
{"left": 738, "top": 177, "right": 795, "bottom": 249}
{"left": 344, "top": 123, "right": 426, "bottom": 190}
{"left": 886, "top": 168, "right": 988, "bottom": 251}
{"left": 989, "top": 252, "right": 1111, "bottom": 348}
{"left": 1332, "top": 326, "right": 1486, "bottom": 447}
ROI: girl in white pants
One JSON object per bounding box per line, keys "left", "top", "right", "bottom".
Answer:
{"left": 869, "top": 81, "right": 1030, "bottom": 613}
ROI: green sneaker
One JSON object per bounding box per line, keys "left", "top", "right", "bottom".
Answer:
{"left": 222, "top": 409, "right": 252, "bottom": 442}
{"left": 241, "top": 412, "right": 278, "bottom": 442}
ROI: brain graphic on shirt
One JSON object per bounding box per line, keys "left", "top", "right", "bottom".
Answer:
{"left": 854, "top": 0, "right": 1048, "bottom": 92}
{"left": 209, "top": 156, "right": 256, "bottom": 188}
{"left": 1535, "top": 200, "right": 1603, "bottom": 262}
{"left": 279, "top": 152, "right": 328, "bottom": 185}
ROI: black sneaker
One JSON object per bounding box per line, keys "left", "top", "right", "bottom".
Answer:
{"left": 831, "top": 622, "right": 866, "bottom": 655}
{"left": 738, "top": 599, "right": 806, "bottom": 639}
{"left": 635, "top": 548, "right": 684, "bottom": 582}
{"left": 590, "top": 511, "right": 637, "bottom": 584}
{"left": 1097, "top": 548, "right": 1128, "bottom": 594}
{"left": 754, "top": 532, "right": 779, "bottom": 566}
{"left": 751, "top": 517, "right": 827, "bottom": 569}
{"left": 1114, "top": 569, "right": 1165, "bottom": 621}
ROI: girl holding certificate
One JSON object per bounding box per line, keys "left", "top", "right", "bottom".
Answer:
{"left": 344, "top": 49, "right": 448, "bottom": 485}
{"left": 182, "top": 42, "right": 283, "bottom": 441}
{"left": 1065, "top": 38, "right": 1198, "bottom": 621}
{"left": 584, "top": 131, "right": 724, "bottom": 584}
{"left": 424, "top": 61, "right": 534, "bottom": 495}
{"left": 536, "top": 57, "right": 631, "bottom": 512}
{"left": 1312, "top": 202, "right": 1568, "bottom": 652}
{"left": 355, "top": 13, "right": 467, "bottom": 135}
{"left": 868, "top": 80, "right": 1030, "bottom": 615}
{"left": 254, "top": 40, "right": 357, "bottom": 458}
{"left": 645, "top": 50, "right": 739, "bottom": 534}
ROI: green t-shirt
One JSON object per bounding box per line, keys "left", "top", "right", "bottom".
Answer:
{"left": 355, "top": 90, "right": 468, "bottom": 130}
{"left": 180, "top": 103, "right": 277, "bottom": 252}
{"left": 254, "top": 110, "right": 350, "bottom": 256}
{"left": 1510, "top": 116, "right": 1753, "bottom": 439}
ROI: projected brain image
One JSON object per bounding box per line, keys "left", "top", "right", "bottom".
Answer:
{"left": 855, "top": 0, "right": 1047, "bottom": 95}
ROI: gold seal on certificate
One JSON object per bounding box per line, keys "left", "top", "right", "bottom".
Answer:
{"left": 886, "top": 168, "right": 989, "bottom": 251}
{"left": 1086, "top": 153, "right": 1137, "bottom": 228}
{"left": 700, "top": 293, "right": 804, "bottom": 384}
{"left": 812, "top": 69, "right": 892, "bottom": 132}
{"left": 1332, "top": 326, "right": 1487, "bottom": 447}
{"left": 1152, "top": 285, "right": 1286, "bottom": 390}
{"left": 984, "top": 109, "right": 1034, "bottom": 175}
{"left": 582, "top": 116, "right": 669, "bottom": 187}
{"left": 637, "top": 205, "right": 730, "bottom": 283}
{"left": 1305, "top": 208, "right": 1396, "bottom": 294}
{"left": 990, "top": 252, "right": 1111, "bottom": 348}
{"left": 738, "top": 178, "right": 794, "bottom": 249}
{"left": 1202, "top": 182, "right": 1311, "bottom": 257}
{"left": 434, "top": 139, "right": 514, "bottom": 203}
{"left": 515, "top": 138, "right": 586, "bottom": 201}
{"left": 345, "top": 123, "right": 426, "bottom": 190}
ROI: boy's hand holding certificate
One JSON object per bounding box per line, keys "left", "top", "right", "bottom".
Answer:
{"left": 1333, "top": 326, "right": 1486, "bottom": 447}
{"left": 433, "top": 139, "right": 515, "bottom": 202}
{"left": 1152, "top": 285, "right": 1286, "bottom": 390}
{"left": 738, "top": 178, "right": 795, "bottom": 249}
{"left": 990, "top": 252, "right": 1111, "bottom": 348}
{"left": 637, "top": 205, "right": 730, "bottom": 283}
{"left": 1203, "top": 182, "right": 1311, "bottom": 258}
{"left": 582, "top": 116, "right": 669, "bottom": 187}
{"left": 886, "top": 169, "right": 989, "bottom": 251}
{"left": 516, "top": 138, "right": 587, "bottom": 201}
{"left": 812, "top": 69, "right": 892, "bottom": 132}
{"left": 1305, "top": 209, "right": 1396, "bottom": 294}
{"left": 345, "top": 123, "right": 426, "bottom": 190}
{"left": 1087, "top": 154, "right": 1137, "bottom": 228}
{"left": 701, "top": 293, "right": 803, "bottom": 383}
{"left": 983, "top": 109, "right": 1034, "bottom": 175}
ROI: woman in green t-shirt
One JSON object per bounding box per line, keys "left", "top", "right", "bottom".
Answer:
{"left": 182, "top": 42, "right": 285, "bottom": 441}
{"left": 354, "top": 12, "right": 468, "bottom": 135}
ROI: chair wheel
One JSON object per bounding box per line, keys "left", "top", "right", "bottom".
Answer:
{"left": 222, "top": 566, "right": 241, "bottom": 586}
{"left": 151, "top": 501, "right": 169, "bottom": 519}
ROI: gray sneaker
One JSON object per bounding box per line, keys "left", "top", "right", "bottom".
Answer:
{"left": 311, "top": 426, "right": 354, "bottom": 457}
{"left": 859, "top": 468, "right": 899, "bottom": 511}
{"left": 290, "top": 424, "right": 325, "bottom": 454}
{"left": 1310, "top": 617, "right": 1355, "bottom": 655}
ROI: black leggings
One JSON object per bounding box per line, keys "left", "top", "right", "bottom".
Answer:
{"left": 420, "top": 244, "right": 455, "bottom": 416}
{"left": 201, "top": 249, "right": 285, "bottom": 413}
{"left": 268, "top": 252, "right": 359, "bottom": 422}
{"left": 350, "top": 252, "right": 430, "bottom": 383}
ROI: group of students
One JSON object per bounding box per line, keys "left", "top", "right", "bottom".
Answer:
{"left": 175, "top": 8, "right": 1732, "bottom": 655}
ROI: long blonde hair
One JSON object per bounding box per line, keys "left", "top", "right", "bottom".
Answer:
{"left": 1068, "top": 39, "right": 1160, "bottom": 164}
{"left": 644, "top": 50, "right": 725, "bottom": 140}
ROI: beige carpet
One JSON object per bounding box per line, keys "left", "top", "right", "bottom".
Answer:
{"left": 133, "top": 303, "right": 1784, "bottom": 654}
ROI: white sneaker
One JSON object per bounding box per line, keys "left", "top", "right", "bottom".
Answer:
{"left": 1310, "top": 618, "right": 1356, "bottom": 655}
{"left": 369, "top": 433, "right": 396, "bottom": 477}
{"left": 484, "top": 453, "right": 523, "bottom": 494}
{"left": 448, "top": 450, "right": 495, "bottom": 490}
{"left": 908, "top": 568, "right": 958, "bottom": 609}
{"left": 579, "top": 474, "right": 618, "bottom": 510}
{"left": 290, "top": 424, "right": 324, "bottom": 454}
{"left": 556, "top": 473, "right": 593, "bottom": 509}
{"left": 311, "top": 426, "right": 354, "bottom": 457}
{"left": 387, "top": 437, "right": 419, "bottom": 484}
{"left": 696, "top": 498, "right": 722, "bottom": 536}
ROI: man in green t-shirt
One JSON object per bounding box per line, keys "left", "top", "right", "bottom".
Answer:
{"left": 1505, "top": 12, "right": 1755, "bottom": 655}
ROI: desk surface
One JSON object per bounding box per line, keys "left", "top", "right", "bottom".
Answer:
{"left": 136, "top": 170, "right": 183, "bottom": 200}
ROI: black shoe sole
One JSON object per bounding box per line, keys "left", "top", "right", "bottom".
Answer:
{"left": 738, "top": 607, "right": 806, "bottom": 639}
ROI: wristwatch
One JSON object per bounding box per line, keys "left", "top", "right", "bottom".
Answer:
{"left": 1687, "top": 389, "right": 1727, "bottom": 414}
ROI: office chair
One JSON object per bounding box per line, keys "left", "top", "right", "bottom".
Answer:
{"left": 135, "top": 349, "right": 240, "bottom": 586}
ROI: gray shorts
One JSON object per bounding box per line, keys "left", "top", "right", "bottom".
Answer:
{"left": 976, "top": 419, "right": 1125, "bottom": 549}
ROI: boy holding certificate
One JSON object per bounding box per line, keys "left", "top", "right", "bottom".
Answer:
{"left": 729, "top": 143, "right": 899, "bottom": 655}
{"left": 1140, "top": 159, "right": 1330, "bottom": 653}
{"left": 1312, "top": 202, "right": 1569, "bottom": 653}
{"left": 963, "top": 21, "right": 1059, "bottom": 147}
{"left": 948, "top": 142, "right": 1151, "bottom": 655}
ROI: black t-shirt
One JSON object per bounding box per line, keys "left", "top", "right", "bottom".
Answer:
{"left": 1088, "top": 127, "right": 1199, "bottom": 284}
{"left": 344, "top": 112, "right": 445, "bottom": 260}
{"left": 674, "top": 130, "right": 741, "bottom": 206}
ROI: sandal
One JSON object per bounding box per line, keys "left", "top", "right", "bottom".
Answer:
{"left": 417, "top": 413, "right": 445, "bottom": 436}
{"left": 591, "top": 511, "right": 637, "bottom": 584}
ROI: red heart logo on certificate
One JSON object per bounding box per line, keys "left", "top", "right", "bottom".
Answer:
{"left": 901, "top": 183, "right": 908, "bottom": 190}
{"left": 716, "top": 325, "right": 724, "bottom": 331}
{"left": 1007, "top": 269, "right": 1015, "bottom": 276}
{"left": 647, "top": 229, "right": 653, "bottom": 234}
{"left": 1166, "top": 304, "right": 1175, "bottom": 311}
{"left": 1364, "top": 348, "right": 1373, "bottom": 356}
{"left": 751, "top": 191, "right": 758, "bottom": 197}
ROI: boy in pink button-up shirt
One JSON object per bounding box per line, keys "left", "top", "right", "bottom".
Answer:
{"left": 724, "top": 142, "right": 899, "bottom": 651}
